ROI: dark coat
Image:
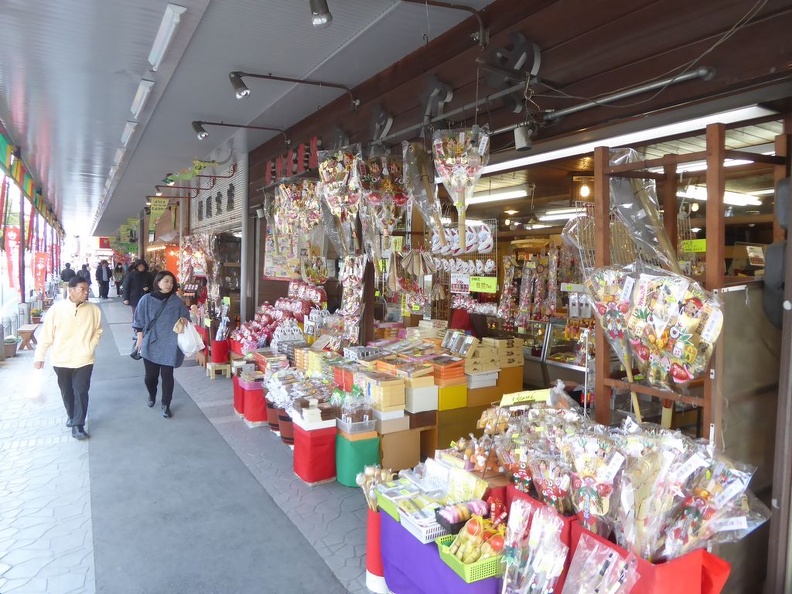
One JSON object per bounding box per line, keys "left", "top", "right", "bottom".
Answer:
{"left": 123, "top": 268, "right": 153, "bottom": 308}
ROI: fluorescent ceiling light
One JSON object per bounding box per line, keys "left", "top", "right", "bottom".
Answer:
{"left": 528, "top": 224, "right": 551, "bottom": 229}
{"left": 691, "top": 227, "right": 702, "bottom": 232}
{"left": 113, "top": 148, "right": 126, "bottom": 165}
{"left": 148, "top": 4, "right": 187, "bottom": 72}
{"left": 751, "top": 188, "right": 775, "bottom": 196}
{"left": 544, "top": 207, "right": 582, "bottom": 216}
{"left": 538, "top": 210, "right": 584, "bottom": 222}
{"left": 504, "top": 209, "right": 519, "bottom": 215}
{"left": 647, "top": 158, "right": 753, "bottom": 174}
{"left": 467, "top": 188, "right": 528, "bottom": 206}
{"left": 120, "top": 121, "right": 138, "bottom": 146}
{"left": 677, "top": 186, "right": 762, "bottom": 206}
{"left": 482, "top": 106, "right": 777, "bottom": 176}
{"left": 440, "top": 217, "right": 484, "bottom": 226}
{"left": 131, "top": 80, "right": 155, "bottom": 118}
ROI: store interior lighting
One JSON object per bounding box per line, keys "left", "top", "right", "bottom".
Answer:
{"left": 310, "top": 0, "right": 333, "bottom": 29}
{"left": 130, "top": 80, "right": 155, "bottom": 118}
{"left": 192, "top": 120, "right": 288, "bottom": 142}
{"left": 147, "top": 4, "right": 187, "bottom": 72}
{"left": 481, "top": 105, "right": 777, "bottom": 176}
{"left": 677, "top": 185, "right": 762, "bottom": 207}
{"left": 467, "top": 187, "right": 531, "bottom": 206}
{"left": 229, "top": 72, "right": 250, "bottom": 99}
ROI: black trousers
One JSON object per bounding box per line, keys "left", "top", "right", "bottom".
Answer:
{"left": 98, "top": 280, "right": 110, "bottom": 298}
{"left": 54, "top": 365, "right": 93, "bottom": 427}
{"left": 143, "top": 358, "right": 175, "bottom": 406}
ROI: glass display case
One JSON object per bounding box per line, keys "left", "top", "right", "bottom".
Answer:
{"left": 520, "top": 321, "right": 548, "bottom": 361}
{"left": 214, "top": 232, "right": 242, "bottom": 321}
{"left": 544, "top": 322, "right": 586, "bottom": 372}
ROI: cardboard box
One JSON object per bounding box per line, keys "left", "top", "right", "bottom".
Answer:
{"left": 339, "top": 429, "right": 379, "bottom": 442}
{"left": 434, "top": 375, "right": 467, "bottom": 388}
{"left": 405, "top": 375, "right": 435, "bottom": 389}
{"left": 438, "top": 384, "right": 468, "bottom": 411}
{"left": 498, "top": 365, "right": 524, "bottom": 393}
{"left": 437, "top": 404, "right": 488, "bottom": 450}
{"left": 373, "top": 408, "right": 405, "bottom": 421}
{"left": 376, "top": 415, "right": 411, "bottom": 434}
{"left": 467, "top": 384, "right": 503, "bottom": 408}
{"left": 407, "top": 410, "right": 437, "bottom": 430}
{"left": 405, "top": 386, "right": 438, "bottom": 413}
{"left": 380, "top": 430, "right": 421, "bottom": 471}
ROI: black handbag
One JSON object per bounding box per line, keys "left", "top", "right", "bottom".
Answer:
{"left": 130, "top": 295, "right": 170, "bottom": 360}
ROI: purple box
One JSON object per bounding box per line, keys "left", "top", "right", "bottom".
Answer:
{"left": 379, "top": 512, "right": 500, "bottom": 594}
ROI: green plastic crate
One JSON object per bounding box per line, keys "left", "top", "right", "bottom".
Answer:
{"left": 376, "top": 492, "right": 400, "bottom": 522}
{"left": 435, "top": 534, "right": 504, "bottom": 583}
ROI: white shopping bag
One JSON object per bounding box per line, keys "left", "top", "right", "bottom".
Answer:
{"left": 27, "top": 368, "right": 46, "bottom": 402}
{"left": 176, "top": 321, "right": 205, "bottom": 357}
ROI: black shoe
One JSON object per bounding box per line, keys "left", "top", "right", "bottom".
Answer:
{"left": 147, "top": 396, "right": 156, "bottom": 408}
{"left": 162, "top": 405, "right": 172, "bottom": 419}
{"left": 72, "top": 426, "right": 89, "bottom": 440}
{"left": 66, "top": 418, "right": 74, "bottom": 427}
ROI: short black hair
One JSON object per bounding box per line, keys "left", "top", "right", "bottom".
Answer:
{"left": 69, "top": 276, "right": 89, "bottom": 288}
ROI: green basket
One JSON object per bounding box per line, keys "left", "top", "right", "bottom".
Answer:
{"left": 376, "top": 492, "right": 401, "bottom": 522}
{"left": 435, "top": 534, "right": 503, "bottom": 583}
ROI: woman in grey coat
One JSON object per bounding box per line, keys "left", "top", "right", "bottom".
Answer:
{"left": 133, "top": 270, "right": 190, "bottom": 418}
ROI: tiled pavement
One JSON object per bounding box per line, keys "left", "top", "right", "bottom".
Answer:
{"left": 0, "top": 297, "right": 372, "bottom": 594}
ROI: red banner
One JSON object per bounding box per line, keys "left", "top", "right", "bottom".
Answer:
{"left": 4, "top": 225, "right": 20, "bottom": 290}
{"left": 33, "top": 252, "right": 49, "bottom": 291}
{"left": 99, "top": 237, "right": 111, "bottom": 249}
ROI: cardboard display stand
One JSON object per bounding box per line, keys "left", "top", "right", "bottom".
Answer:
{"left": 293, "top": 425, "right": 336, "bottom": 485}
{"left": 336, "top": 434, "right": 380, "bottom": 487}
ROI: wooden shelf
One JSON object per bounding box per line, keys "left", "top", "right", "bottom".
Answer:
{"left": 603, "top": 378, "right": 704, "bottom": 407}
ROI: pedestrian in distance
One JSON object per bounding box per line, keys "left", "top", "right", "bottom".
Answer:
{"left": 33, "top": 276, "right": 103, "bottom": 440}
{"left": 77, "top": 264, "right": 92, "bottom": 296}
{"left": 59, "top": 263, "right": 77, "bottom": 298}
{"left": 95, "top": 260, "right": 111, "bottom": 299}
{"left": 133, "top": 270, "right": 189, "bottom": 418}
{"left": 122, "top": 259, "right": 153, "bottom": 312}
{"left": 113, "top": 264, "right": 125, "bottom": 297}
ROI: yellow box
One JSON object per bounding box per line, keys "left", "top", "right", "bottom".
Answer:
{"left": 438, "top": 384, "right": 468, "bottom": 411}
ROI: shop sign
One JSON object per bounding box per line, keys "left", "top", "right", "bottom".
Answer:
{"left": 450, "top": 273, "right": 470, "bottom": 293}
{"left": 33, "top": 252, "right": 50, "bottom": 291}
{"left": 469, "top": 276, "right": 497, "bottom": 293}
{"left": 149, "top": 197, "right": 169, "bottom": 231}
{"left": 264, "top": 136, "right": 320, "bottom": 185}
{"left": 681, "top": 239, "right": 706, "bottom": 253}
{"left": 500, "top": 389, "right": 550, "bottom": 407}
{"left": 4, "top": 226, "right": 20, "bottom": 289}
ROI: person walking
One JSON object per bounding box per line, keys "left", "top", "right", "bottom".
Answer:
{"left": 59, "top": 263, "right": 76, "bottom": 298}
{"left": 33, "top": 276, "right": 103, "bottom": 440}
{"left": 133, "top": 270, "right": 189, "bottom": 418}
{"left": 95, "top": 260, "right": 111, "bottom": 299}
{"left": 123, "top": 259, "right": 153, "bottom": 312}
{"left": 77, "top": 264, "right": 93, "bottom": 297}
{"left": 113, "top": 264, "right": 125, "bottom": 297}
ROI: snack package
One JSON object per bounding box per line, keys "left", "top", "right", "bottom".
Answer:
{"left": 318, "top": 145, "right": 362, "bottom": 257}
{"left": 402, "top": 141, "right": 446, "bottom": 248}
{"left": 583, "top": 265, "right": 636, "bottom": 370}
{"left": 627, "top": 270, "right": 723, "bottom": 389}
{"left": 562, "top": 533, "right": 639, "bottom": 594}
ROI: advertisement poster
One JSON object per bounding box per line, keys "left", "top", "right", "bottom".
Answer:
{"left": 262, "top": 228, "right": 301, "bottom": 280}
{"left": 4, "top": 225, "right": 20, "bottom": 289}
{"left": 33, "top": 252, "right": 50, "bottom": 291}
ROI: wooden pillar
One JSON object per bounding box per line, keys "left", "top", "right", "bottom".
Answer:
{"left": 593, "top": 146, "right": 611, "bottom": 425}
{"left": 773, "top": 116, "right": 792, "bottom": 242}
{"left": 704, "top": 123, "right": 726, "bottom": 445}
{"left": 662, "top": 156, "right": 678, "bottom": 250}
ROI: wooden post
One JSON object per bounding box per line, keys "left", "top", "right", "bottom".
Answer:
{"left": 593, "top": 146, "right": 611, "bottom": 425}
{"left": 661, "top": 157, "right": 678, "bottom": 253}
{"left": 704, "top": 123, "right": 726, "bottom": 445}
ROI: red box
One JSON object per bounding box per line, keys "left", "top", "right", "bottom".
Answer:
{"left": 229, "top": 339, "right": 243, "bottom": 356}
{"left": 243, "top": 385, "right": 267, "bottom": 426}
{"left": 211, "top": 339, "right": 230, "bottom": 363}
{"left": 232, "top": 375, "right": 244, "bottom": 417}
{"left": 293, "top": 425, "right": 337, "bottom": 484}
{"left": 195, "top": 326, "right": 209, "bottom": 357}
{"left": 333, "top": 365, "right": 354, "bottom": 391}
{"left": 569, "top": 523, "right": 731, "bottom": 594}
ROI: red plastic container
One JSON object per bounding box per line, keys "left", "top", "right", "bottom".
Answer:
{"left": 243, "top": 385, "right": 267, "bottom": 425}
{"left": 232, "top": 376, "right": 244, "bottom": 417}
{"left": 293, "top": 424, "right": 336, "bottom": 484}
{"left": 211, "top": 338, "right": 230, "bottom": 363}
{"left": 569, "top": 523, "right": 730, "bottom": 594}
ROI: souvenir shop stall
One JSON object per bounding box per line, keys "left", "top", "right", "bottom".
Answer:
{"left": 173, "top": 122, "right": 779, "bottom": 593}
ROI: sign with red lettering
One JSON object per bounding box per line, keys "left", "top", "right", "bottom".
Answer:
{"left": 4, "top": 226, "right": 20, "bottom": 290}
{"left": 33, "top": 252, "right": 50, "bottom": 291}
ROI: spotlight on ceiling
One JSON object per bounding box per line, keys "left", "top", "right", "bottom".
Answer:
{"left": 229, "top": 72, "right": 250, "bottom": 99}
{"left": 310, "top": 0, "right": 333, "bottom": 29}
{"left": 192, "top": 121, "right": 209, "bottom": 139}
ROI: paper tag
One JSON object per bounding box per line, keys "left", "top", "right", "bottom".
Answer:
{"left": 599, "top": 452, "right": 626, "bottom": 483}
{"left": 714, "top": 479, "right": 746, "bottom": 508}
{"left": 619, "top": 276, "right": 636, "bottom": 304}
{"left": 559, "top": 474, "right": 570, "bottom": 492}
{"left": 676, "top": 453, "right": 707, "bottom": 483}
{"left": 712, "top": 516, "right": 748, "bottom": 532}
{"left": 700, "top": 309, "right": 722, "bottom": 343}
{"left": 478, "top": 134, "right": 489, "bottom": 156}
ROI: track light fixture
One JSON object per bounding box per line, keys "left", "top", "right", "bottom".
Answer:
{"left": 229, "top": 71, "right": 359, "bottom": 109}
{"left": 191, "top": 120, "right": 290, "bottom": 144}
{"left": 309, "top": 0, "right": 332, "bottom": 29}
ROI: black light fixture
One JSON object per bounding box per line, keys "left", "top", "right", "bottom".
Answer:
{"left": 228, "top": 71, "right": 359, "bottom": 109}
{"left": 310, "top": 0, "right": 332, "bottom": 29}
{"left": 191, "top": 120, "right": 290, "bottom": 144}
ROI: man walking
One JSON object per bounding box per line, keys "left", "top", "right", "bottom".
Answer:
{"left": 33, "top": 276, "right": 103, "bottom": 440}
{"left": 60, "top": 263, "right": 76, "bottom": 298}
{"left": 95, "top": 260, "right": 111, "bottom": 299}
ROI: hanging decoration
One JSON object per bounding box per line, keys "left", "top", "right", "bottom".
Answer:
{"left": 403, "top": 141, "right": 446, "bottom": 250}
{"left": 318, "top": 145, "right": 362, "bottom": 258}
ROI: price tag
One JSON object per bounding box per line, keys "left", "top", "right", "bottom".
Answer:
{"left": 560, "top": 283, "right": 586, "bottom": 293}
{"left": 450, "top": 273, "right": 470, "bottom": 294}
{"left": 469, "top": 276, "right": 497, "bottom": 293}
{"left": 681, "top": 239, "right": 707, "bottom": 253}
{"left": 500, "top": 389, "right": 550, "bottom": 407}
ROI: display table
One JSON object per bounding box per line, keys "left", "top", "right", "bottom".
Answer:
{"left": 379, "top": 512, "right": 499, "bottom": 594}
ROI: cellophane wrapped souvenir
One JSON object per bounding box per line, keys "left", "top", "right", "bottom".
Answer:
{"left": 339, "top": 255, "right": 368, "bottom": 344}
{"left": 432, "top": 126, "right": 489, "bottom": 239}
{"left": 502, "top": 502, "right": 568, "bottom": 594}
{"left": 562, "top": 532, "right": 639, "bottom": 594}
{"left": 402, "top": 141, "right": 446, "bottom": 249}
{"left": 583, "top": 265, "right": 636, "bottom": 370}
{"left": 514, "top": 260, "right": 536, "bottom": 328}
{"left": 318, "top": 145, "right": 362, "bottom": 257}
{"left": 627, "top": 270, "right": 723, "bottom": 390}
{"left": 497, "top": 256, "right": 518, "bottom": 320}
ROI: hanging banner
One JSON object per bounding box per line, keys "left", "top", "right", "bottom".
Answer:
{"left": 33, "top": 252, "right": 50, "bottom": 291}
{"left": 0, "top": 134, "right": 12, "bottom": 174}
{"left": 149, "top": 197, "right": 168, "bottom": 231}
{"left": 4, "top": 225, "right": 20, "bottom": 290}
